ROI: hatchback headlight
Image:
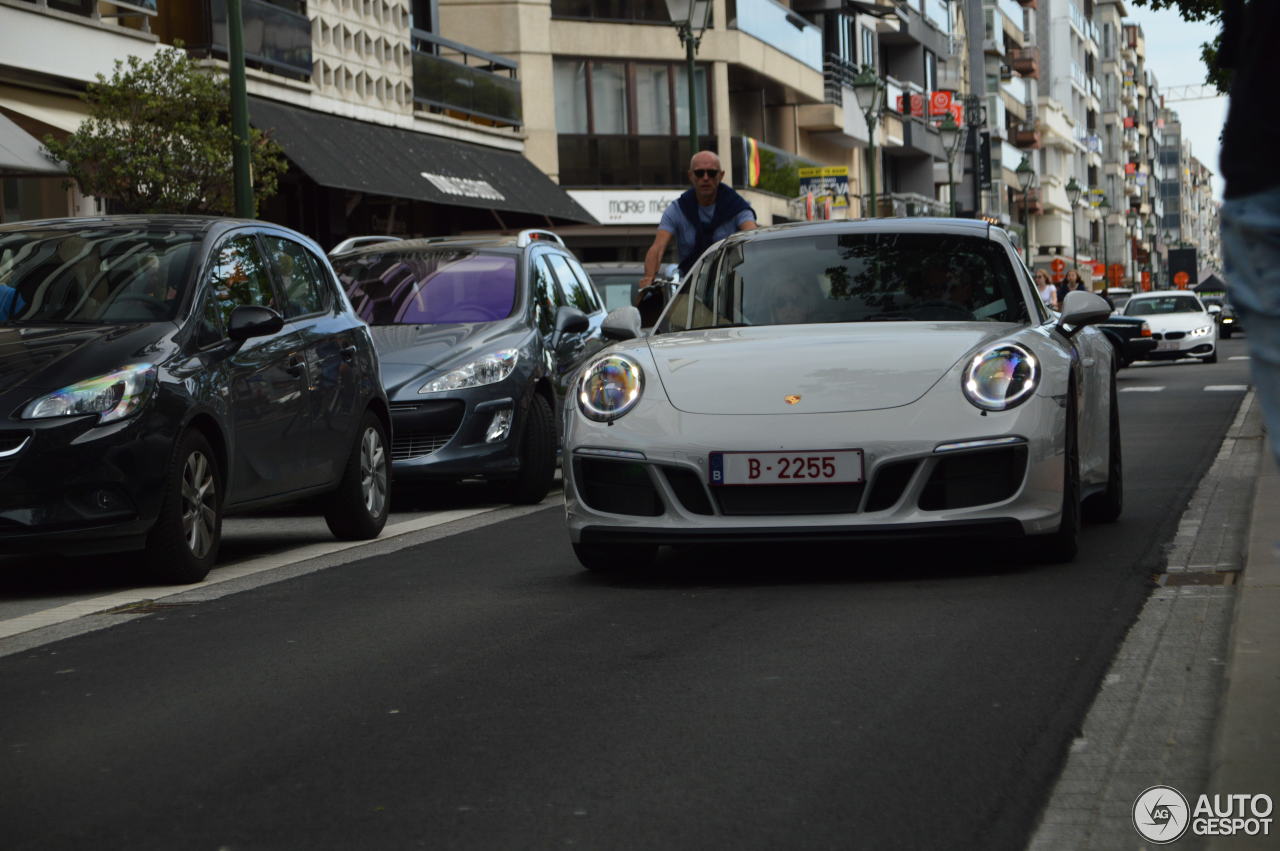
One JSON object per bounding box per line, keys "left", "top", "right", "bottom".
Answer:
{"left": 578, "top": 355, "right": 644, "bottom": 422}
{"left": 962, "top": 344, "right": 1039, "bottom": 412}
{"left": 419, "top": 349, "right": 518, "bottom": 394}
{"left": 22, "top": 363, "right": 157, "bottom": 424}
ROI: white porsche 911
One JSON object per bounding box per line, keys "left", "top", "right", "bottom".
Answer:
{"left": 563, "top": 219, "right": 1122, "bottom": 571}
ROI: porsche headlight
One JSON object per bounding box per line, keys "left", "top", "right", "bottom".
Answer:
{"left": 419, "top": 349, "right": 518, "bottom": 394}
{"left": 963, "top": 344, "right": 1039, "bottom": 412}
{"left": 22, "top": 363, "right": 157, "bottom": 424}
{"left": 578, "top": 355, "right": 643, "bottom": 422}
{"left": 1189, "top": 325, "right": 1213, "bottom": 338}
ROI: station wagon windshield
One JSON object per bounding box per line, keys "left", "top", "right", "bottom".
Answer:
{"left": 0, "top": 228, "right": 201, "bottom": 324}
{"left": 334, "top": 250, "right": 517, "bottom": 325}
{"left": 659, "top": 232, "right": 1028, "bottom": 332}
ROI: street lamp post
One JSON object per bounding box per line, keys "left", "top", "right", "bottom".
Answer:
{"left": 963, "top": 93, "right": 987, "bottom": 215}
{"left": 1098, "top": 195, "right": 1111, "bottom": 290}
{"left": 665, "top": 0, "right": 713, "bottom": 158}
{"left": 1066, "top": 177, "right": 1082, "bottom": 274}
{"left": 227, "top": 0, "right": 253, "bottom": 218}
{"left": 1126, "top": 209, "right": 1139, "bottom": 286}
{"left": 1016, "top": 154, "right": 1037, "bottom": 261}
{"left": 852, "top": 66, "right": 886, "bottom": 218}
{"left": 938, "top": 112, "right": 964, "bottom": 217}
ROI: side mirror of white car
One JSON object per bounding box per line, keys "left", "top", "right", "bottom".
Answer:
{"left": 1207, "top": 304, "right": 1222, "bottom": 314}
{"left": 1057, "top": 291, "right": 1113, "bottom": 336}
{"left": 602, "top": 306, "right": 643, "bottom": 341}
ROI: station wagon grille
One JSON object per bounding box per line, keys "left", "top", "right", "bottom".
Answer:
{"left": 391, "top": 432, "right": 454, "bottom": 461}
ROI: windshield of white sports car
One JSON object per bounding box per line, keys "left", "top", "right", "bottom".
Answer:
{"left": 658, "top": 232, "right": 1028, "bottom": 332}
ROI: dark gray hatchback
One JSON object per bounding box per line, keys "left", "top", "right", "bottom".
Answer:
{"left": 330, "top": 230, "right": 607, "bottom": 504}
{"left": 0, "top": 216, "right": 391, "bottom": 583}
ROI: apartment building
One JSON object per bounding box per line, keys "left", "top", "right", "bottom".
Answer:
{"left": 1, "top": 0, "right": 596, "bottom": 246}
{"left": 0, "top": 0, "right": 162, "bottom": 222}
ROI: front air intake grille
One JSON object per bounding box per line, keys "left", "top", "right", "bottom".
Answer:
{"left": 918, "top": 446, "right": 1028, "bottom": 511}
{"left": 575, "top": 458, "right": 663, "bottom": 517}
{"left": 391, "top": 432, "right": 454, "bottom": 461}
{"left": 659, "top": 465, "right": 714, "bottom": 515}
{"left": 1164, "top": 331, "right": 1186, "bottom": 340}
{"left": 712, "top": 483, "right": 865, "bottom": 516}
{"left": 864, "top": 460, "right": 919, "bottom": 512}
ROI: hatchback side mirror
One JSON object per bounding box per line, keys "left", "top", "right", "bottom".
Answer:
{"left": 228, "top": 305, "right": 284, "bottom": 341}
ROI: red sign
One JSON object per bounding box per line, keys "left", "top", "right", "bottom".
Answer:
{"left": 1141, "top": 270, "right": 1152, "bottom": 291}
{"left": 950, "top": 103, "right": 964, "bottom": 124}
{"left": 1051, "top": 257, "right": 1066, "bottom": 273}
{"left": 1174, "top": 270, "right": 1190, "bottom": 288}
{"left": 1093, "top": 262, "right": 1106, "bottom": 277}
{"left": 896, "top": 94, "right": 925, "bottom": 117}
{"left": 1124, "top": 162, "right": 1137, "bottom": 175}
{"left": 929, "top": 90, "right": 952, "bottom": 115}
{"left": 1123, "top": 116, "right": 1135, "bottom": 128}
{"left": 1109, "top": 264, "right": 1124, "bottom": 285}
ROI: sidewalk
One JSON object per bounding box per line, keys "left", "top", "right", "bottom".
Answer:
{"left": 1030, "top": 390, "right": 1278, "bottom": 850}
{"left": 1206, "top": 429, "right": 1280, "bottom": 851}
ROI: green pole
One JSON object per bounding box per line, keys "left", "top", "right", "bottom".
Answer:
{"left": 227, "top": 0, "right": 253, "bottom": 218}
{"left": 867, "top": 122, "right": 877, "bottom": 218}
{"left": 685, "top": 29, "right": 698, "bottom": 158}
{"left": 948, "top": 158, "right": 956, "bottom": 217}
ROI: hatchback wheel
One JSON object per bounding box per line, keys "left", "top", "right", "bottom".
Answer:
{"left": 496, "top": 393, "right": 556, "bottom": 505}
{"left": 145, "top": 430, "right": 222, "bottom": 584}
{"left": 324, "top": 411, "right": 390, "bottom": 540}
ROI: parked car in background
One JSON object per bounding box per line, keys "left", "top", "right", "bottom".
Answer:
{"left": 1122, "top": 291, "right": 1219, "bottom": 364}
{"left": 581, "top": 261, "right": 679, "bottom": 328}
{"left": 1094, "top": 313, "right": 1157, "bottom": 368}
{"left": 564, "top": 219, "right": 1121, "bottom": 571}
{"left": 1101, "top": 287, "right": 1134, "bottom": 312}
{"left": 0, "top": 217, "right": 391, "bottom": 583}
{"left": 330, "top": 230, "right": 607, "bottom": 504}
{"left": 1200, "top": 295, "right": 1242, "bottom": 338}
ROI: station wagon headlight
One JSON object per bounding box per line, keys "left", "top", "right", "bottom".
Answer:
{"left": 419, "top": 349, "right": 518, "bottom": 394}
{"left": 963, "top": 344, "right": 1039, "bottom": 412}
{"left": 22, "top": 363, "right": 157, "bottom": 424}
{"left": 1189, "top": 325, "right": 1213, "bottom": 338}
{"left": 578, "top": 355, "right": 643, "bottom": 422}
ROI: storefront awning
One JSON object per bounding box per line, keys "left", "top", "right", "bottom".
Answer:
{"left": 0, "top": 84, "right": 89, "bottom": 134}
{"left": 249, "top": 98, "right": 596, "bottom": 224}
{"left": 0, "top": 113, "right": 63, "bottom": 176}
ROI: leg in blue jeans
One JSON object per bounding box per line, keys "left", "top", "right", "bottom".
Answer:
{"left": 1221, "top": 185, "right": 1280, "bottom": 466}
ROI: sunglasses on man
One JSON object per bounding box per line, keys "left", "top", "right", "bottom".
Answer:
{"left": 691, "top": 168, "right": 722, "bottom": 179}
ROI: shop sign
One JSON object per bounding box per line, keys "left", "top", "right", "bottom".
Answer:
{"left": 799, "top": 166, "right": 850, "bottom": 209}
{"left": 566, "top": 189, "right": 681, "bottom": 224}
{"left": 420, "top": 172, "right": 506, "bottom": 201}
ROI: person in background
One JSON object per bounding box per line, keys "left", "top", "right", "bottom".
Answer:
{"left": 1035, "top": 269, "right": 1058, "bottom": 311}
{"left": 1219, "top": 0, "right": 1280, "bottom": 466}
{"left": 1057, "top": 267, "right": 1086, "bottom": 306}
{"left": 639, "top": 150, "right": 757, "bottom": 288}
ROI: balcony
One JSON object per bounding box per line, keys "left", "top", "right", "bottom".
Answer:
{"left": 181, "top": 0, "right": 312, "bottom": 79}
{"left": 1009, "top": 46, "right": 1039, "bottom": 79}
{"left": 731, "top": 0, "right": 823, "bottom": 73}
{"left": 823, "top": 54, "right": 858, "bottom": 107}
{"left": 1013, "top": 122, "right": 1041, "bottom": 149}
{"left": 411, "top": 29, "right": 521, "bottom": 128}
{"left": 1017, "top": 0, "right": 1038, "bottom": 7}
{"left": 1015, "top": 188, "right": 1044, "bottom": 215}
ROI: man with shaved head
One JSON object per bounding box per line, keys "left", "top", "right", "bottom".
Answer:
{"left": 639, "top": 150, "right": 757, "bottom": 288}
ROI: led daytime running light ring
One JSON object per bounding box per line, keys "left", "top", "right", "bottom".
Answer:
{"left": 578, "top": 355, "right": 644, "bottom": 422}
{"left": 963, "top": 344, "right": 1039, "bottom": 411}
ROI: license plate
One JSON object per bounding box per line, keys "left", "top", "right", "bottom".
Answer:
{"left": 709, "top": 450, "right": 864, "bottom": 486}
{"left": 1155, "top": 340, "right": 1178, "bottom": 351}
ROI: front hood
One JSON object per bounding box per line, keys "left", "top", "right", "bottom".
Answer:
{"left": 1138, "top": 314, "right": 1212, "bottom": 333}
{"left": 0, "top": 323, "right": 173, "bottom": 401}
{"left": 369, "top": 322, "right": 522, "bottom": 394}
{"left": 646, "top": 324, "right": 1015, "bottom": 414}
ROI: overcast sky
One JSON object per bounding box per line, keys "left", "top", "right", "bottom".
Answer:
{"left": 1123, "top": 5, "right": 1228, "bottom": 200}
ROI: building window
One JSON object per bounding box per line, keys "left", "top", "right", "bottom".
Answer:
{"left": 923, "top": 49, "right": 937, "bottom": 93}
{"left": 551, "top": 0, "right": 675, "bottom": 24}
{"left": 861, "top": 26, "right": 876, "bottom": 69}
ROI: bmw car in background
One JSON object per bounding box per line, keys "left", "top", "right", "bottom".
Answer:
{"left": 0, "top": 217, "right": 391, "bottom": 583}
{"left": 1122, "top": 291, "right": 1218, "bottom": 363}
{"left": 563, "top": 219, "right": 1121, "bottom": 570}
{"left": 330, "top": 230, "right": 607, "bottom": 504}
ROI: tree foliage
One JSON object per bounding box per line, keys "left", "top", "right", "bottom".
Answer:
{"left": 1128, "top": 0, "right": 1230, "bottom": 92}
{"left": 44, "top": 46, "right": 287, "bottom": 216}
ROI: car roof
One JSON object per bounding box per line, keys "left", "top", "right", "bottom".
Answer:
{"left": 718, "top": 217, "right": 993, "bottom": 248}
{"left": 1127, "top": 290, "right": 1200, "bottom": 299}
{"left": 0, "top": 214, "right": 250, "bottom": 235}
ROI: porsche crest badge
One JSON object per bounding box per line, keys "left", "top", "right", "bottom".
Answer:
{"left": 784, "top": 395, "right": 801, "bottom": 406}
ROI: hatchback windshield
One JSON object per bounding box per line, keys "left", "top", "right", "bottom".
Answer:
{"left": 0, "top": 227, "right": 201, "bottom": 324}
{"left": 1124, "top": 296, "right": 1203, "bottom": 316}
{"left": 660, "top": 232, "right": 1028, "bottom": 332}
{"left": 333, "top": 250, "right": 517, "bottom": 325}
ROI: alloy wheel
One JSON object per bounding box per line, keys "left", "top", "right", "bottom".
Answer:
{"left": 360, "top": 426, "right": 388, "bottom": 517}
{"left": 180, "top": 450, "right": 218, "bottom": 559}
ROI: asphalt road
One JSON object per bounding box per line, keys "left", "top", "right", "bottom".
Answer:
{"left": 0, "top": 340, "right": 1254, "bottom": 850}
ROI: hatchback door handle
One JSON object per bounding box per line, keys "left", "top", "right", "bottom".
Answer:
{"left": 286, "top": 357, "right": 306, "bottom": 377}
{"left": 340, "top": 345, "right": 358, "bottom": 361}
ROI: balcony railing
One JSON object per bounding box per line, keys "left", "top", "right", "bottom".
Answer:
{"left": 1013, "top": 122, "right": 1041, "bottom": 149}
{"left": 823, "top": 54, "right": 858, "bottom": 106}
{"left": 411, "top": 29, "right": 521, "bottom": 128}
{"left": 193, "top": 0, "right": 312, "bottom": 79}
{"left": 1009, "top": 46, "right": 1039, "bottom": 79}
{"left": 730, "top": 0, "right": 823, "bottom": 73}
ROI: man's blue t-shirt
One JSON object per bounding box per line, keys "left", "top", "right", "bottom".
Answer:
{"left": 658, "top": 200, "right": 755, "bottom": 263}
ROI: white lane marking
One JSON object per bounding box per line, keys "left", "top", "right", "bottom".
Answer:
{"left": 1205, "top": 385, "right": 1249, "bottom": 392}
{"left": 1229, "top": 356, "right": 1250, "bottom": 361}
{"left": 0, "top": 505, "right": 506, "bottom": 642}
{"left": 1121, "top": 386, "right": 1165, "bottom": 392}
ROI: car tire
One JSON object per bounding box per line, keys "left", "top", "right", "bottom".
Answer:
{"left": 496, "top": 393, "right": 556, "bottom": 505}
{"left": 573, "top": 541, "right": 658, "bottom": 572}
{"left": 1083, "top": 369, "right": 1123, "bottom": 523}
{"left": 1031, "top": 382, "right": 1080, "bottom": 563}
{"left": 1222, "top": 327, "right": 1233, "bottom": 339}
{"left": 1202, "top": 349, "right": 1218, "bottom": 364}
{"left": 324, "top": 411, "right": 390, "bottom": 541}
{"left": 145, "top": 429, "right": 222, "bottom": 584}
